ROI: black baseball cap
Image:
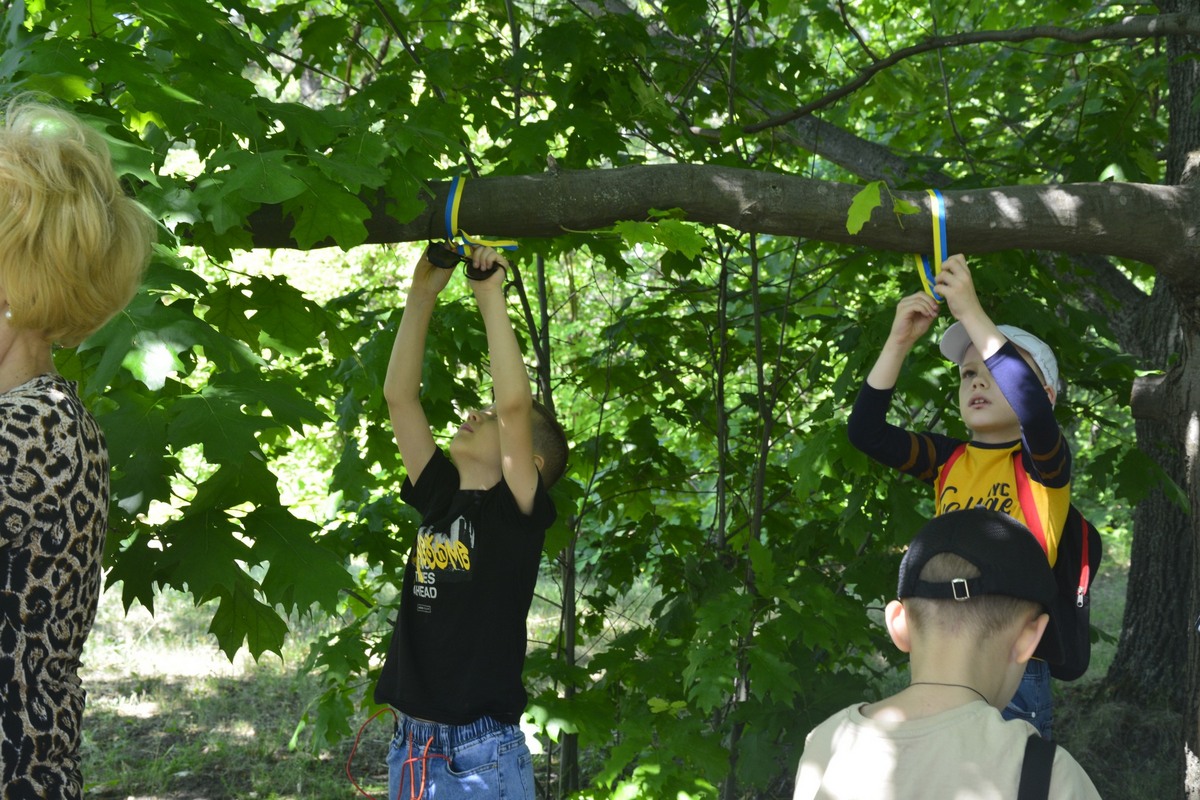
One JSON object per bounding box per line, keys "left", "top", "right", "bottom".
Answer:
{"left": 897, "top": 508, "right": 1064, "bottom": 664}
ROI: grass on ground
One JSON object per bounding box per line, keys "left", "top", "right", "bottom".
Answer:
{"left": 81, "top": 589, "right": 384, "bottom": 800}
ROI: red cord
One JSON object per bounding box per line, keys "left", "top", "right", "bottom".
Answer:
{"left": 345, "top": 709, "right": 451, "bottom": 800}
{"left": 403, "top": 733, "right": 450, "bottom": 800}
{"left": 346, "top": 707, "right": 397, "bottom": 799}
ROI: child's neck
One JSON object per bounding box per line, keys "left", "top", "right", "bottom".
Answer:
{"left": 455, "top": 460, "right": 503, "bottom": 491}
{"left": 865, "top": 644, "right": 1012, "bottom": 721}
{"left": 864, "top": 672, "right": 998, "bottom": 722}
{"left": 969, "top": 424, "right": 1021, "bottom": 445}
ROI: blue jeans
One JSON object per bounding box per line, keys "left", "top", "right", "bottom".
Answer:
{"left": 1003, "top": 658, "right": 1053, "bottom": 739}
{"left": 387, "top": 713, "right": 535, "bottom": 800}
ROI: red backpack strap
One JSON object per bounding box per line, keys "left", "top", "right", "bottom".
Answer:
{"left": 936, "top": 444, "right": 967, "bottom": 503}
{"left": 1075, "top": 514, "right": 1092, "bottom": 607}
{"left": 1011, "top": 452, "right": 1049, "bottom": 555}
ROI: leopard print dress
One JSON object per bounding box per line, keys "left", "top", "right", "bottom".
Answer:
{"left": 1, "top": 374, "right": 109, "bottom": 800}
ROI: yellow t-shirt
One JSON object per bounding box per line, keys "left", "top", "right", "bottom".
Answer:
{"left": 935, "top": 442, "right": 1070, "bottom": 566}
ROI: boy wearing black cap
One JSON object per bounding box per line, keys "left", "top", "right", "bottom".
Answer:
{"left": 847, "top": 254, "right": 1069, "bottom": 737}
{"left": 792, "top": 509, "right": 1100, "bottom": 799}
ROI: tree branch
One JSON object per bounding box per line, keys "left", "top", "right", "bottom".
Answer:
{"left": 241, "top": 164, "right": 1196, "bottom": 275}
{"left": 1033, "top": 252, "right": 1146, "bottom": 347}
{"left": 739, "top": 13, "right": 1200, "bottom": 133}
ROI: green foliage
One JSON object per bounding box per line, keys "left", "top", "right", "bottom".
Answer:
{"left": 5, "top": 1, "right": 1175, "bottom": 797}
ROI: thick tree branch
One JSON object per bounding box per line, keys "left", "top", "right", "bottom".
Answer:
{"left": 1033, "top": 252, "right": 1147, "bottom": 348}
{"left": 243, "top": 164, "right": 1196, "bottom": 275}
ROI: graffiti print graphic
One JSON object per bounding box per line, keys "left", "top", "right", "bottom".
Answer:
{"left": 411, "top": 516, "right": 475, "bottom": 610}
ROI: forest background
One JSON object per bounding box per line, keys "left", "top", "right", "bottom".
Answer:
{"left": 2, "top": 0, "right": 1199, "bottom": 798}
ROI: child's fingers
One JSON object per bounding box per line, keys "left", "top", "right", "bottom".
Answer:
{"left": 889, "top": 293, "right": 939, "bottom": 343}
{"left": 935, "top": 255, "right": 972, "bottom": 290}
{"left": 940, "top": 253, "right": 968, "bottom": 272}
{"left": 466, "top": 246, "right": 509, "bottom": 286}
{"left": 899, "top": 291, "right": 939, "bottom": 318}
{"left": 471, "top": 246, "right": 510, "bottom": 272}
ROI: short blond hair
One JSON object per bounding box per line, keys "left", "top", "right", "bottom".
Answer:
{"left": 905, "top": 553, "right": 1042, "bottom": 639}
{"left": 0, "top": 96, "right": 154, "bottom": 346}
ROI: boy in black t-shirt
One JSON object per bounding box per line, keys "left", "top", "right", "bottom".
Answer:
{"left": 376, "top": 243, "right": 568, "bottom": 800}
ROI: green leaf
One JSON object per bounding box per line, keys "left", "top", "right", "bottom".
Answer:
{"left": 23, "top": 72, "right": 94, "bottom": 100}
{"left": 213, "top": 150, "right": 307, "bottom": 205}
{"left": 207, "top": 574, "right": 289, "bottom": 660}
{"left": 98, "top": 385, "right": 174, "bottom": 516}
{"left": 653, "top": 219, "right": 706, "bottom": 259}
{"left": 746, "top": 645, "right": 799, "bottom": 704}
{"left": 105, "top": 529, "right": 166, "bottom": 614}
{"left": 209, "top": 368, "right": 327, "bottom": 430}
{"left": 747, "top": 536, "right": 776, "bottom": 592}
{"left": 169, "top": 389, "right": 271, "bottom": 464}
{"left": 248, "top": 506, "right": 354, "bottom": 613}
{"left": 613, "top": 220, "right": 655, "bottom": 248}
{"left": 313, "top": 130, "right": 389, "bottom": 193}
{"left": 241, "top": 276, "right": 326, "bottom": 356}
{"left": 202, "top": 284, "right": 262, "bottom": 344}
{"left": 157, "top": 511, "right": 253, "bottom": 599}
{"left": 846, "top": 180, "right": 882, "bottom": 235}
{"left": 286, "top": 173, "right": 371, "bottom": 249}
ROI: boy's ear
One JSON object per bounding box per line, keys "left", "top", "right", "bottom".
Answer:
{"left": 885, "top": 599, "right": 913, "bottom": 654}
{"left": 532, "top": 453, "right": 545, "bottom": 474}
{"left": 1012, "top": 612, "right": 1050, "bottom": 666}
{"left": 1044, "top": 384, "right": 1058, "bottom": 407}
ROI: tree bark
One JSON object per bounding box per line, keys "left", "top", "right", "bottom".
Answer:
{"left": 1181, "top": 335, "right": 1200, "bottom": 799}
{"left": 1155, "top": 1, "right": 1200, "bottom": 795}
{"left": 1113, "top": 296, "right": 1189, "bottom": 709}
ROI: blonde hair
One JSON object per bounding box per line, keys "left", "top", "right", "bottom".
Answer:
{"left": 0, "top": 96, "right": 154, "bottom": 346}
{"left": 905, "top": 553, "right": 1042, "bottom": 639}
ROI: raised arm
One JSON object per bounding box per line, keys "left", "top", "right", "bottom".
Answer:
{"left": 384, "top": 247, "right": 454, "bottom": 484}
{"left": 865, "top": 292, "right": 940, "bottom": 390}
{"left": 469, "top": 247, "right": 540, "bottom": 515}
{"left": 934, "top": 255, "right": 1006, "bottom": 360}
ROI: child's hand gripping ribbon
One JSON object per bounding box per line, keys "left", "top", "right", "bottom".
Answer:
{"left": 913, "top": 188, "right": 947, "bottom": 301}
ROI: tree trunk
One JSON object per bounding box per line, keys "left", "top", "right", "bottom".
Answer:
{"left": 1157, "top": 1, "right": 1200, "bottom": 796}
{"left": 1108, "top": 280, "right": 1189, "bottom": 705}
{"left": 1183, "top": 337, "right": 1200, "bottom": 799}
{"left": 1112, "top": 5, "right": 1200, "bottom": 798}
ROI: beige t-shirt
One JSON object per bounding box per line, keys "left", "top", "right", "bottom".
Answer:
{"left": 793, "top": 700, "right": 1102, "bottom": 799}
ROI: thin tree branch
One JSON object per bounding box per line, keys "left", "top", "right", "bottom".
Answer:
{"left": 837, "top": 0, "right": 882, "bottom": 62}
{"left": 737, "top": 13, "right": 1200, "bottom": 134}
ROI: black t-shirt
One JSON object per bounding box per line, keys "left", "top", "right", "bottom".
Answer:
{"left": 373, "top": 449, "right": 556, "bottom": 724}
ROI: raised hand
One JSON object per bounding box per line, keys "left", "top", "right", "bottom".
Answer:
{"left": 886, "top": 291, "right": 940, "bottom": 350}
{"left": 934, "top": 254, "right": 984, "bottom": 325}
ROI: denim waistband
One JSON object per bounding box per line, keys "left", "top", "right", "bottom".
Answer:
{"left": 395, "top": 712, "right": 511, "bottom": 750}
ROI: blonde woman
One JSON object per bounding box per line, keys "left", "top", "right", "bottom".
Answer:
{"left": 0, "top": 97, "right": 153, "bottom": 799}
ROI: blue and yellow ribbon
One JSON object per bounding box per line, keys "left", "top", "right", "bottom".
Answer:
{"left": 914, "top": 188, "right": 947, "bottom": 301}
{"left": 444, "top": 175, "right": 519, "bottom": 255}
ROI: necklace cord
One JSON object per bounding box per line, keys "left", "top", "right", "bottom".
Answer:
{"left": 908, "top": 681, "right": 989, "bottom": 705}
